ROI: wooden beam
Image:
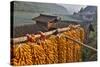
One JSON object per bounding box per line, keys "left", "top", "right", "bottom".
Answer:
{"left": 12, "top": 25, "right": 80, "bottom": 44}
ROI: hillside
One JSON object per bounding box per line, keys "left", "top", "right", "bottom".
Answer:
{"left": 13, "top": 1, "right": 68, "bottom": 15}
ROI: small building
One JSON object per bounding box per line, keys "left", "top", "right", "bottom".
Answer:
{"left": 32, "top": 14, "right": 59, "bottom": 30}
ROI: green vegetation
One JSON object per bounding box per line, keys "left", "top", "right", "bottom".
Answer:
{"left": 82, "top": 15, "right": 97, "bottom": 61}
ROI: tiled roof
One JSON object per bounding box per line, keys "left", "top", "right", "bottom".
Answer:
{"left": 33, "top": 14, "right": 58, "bottom": 22}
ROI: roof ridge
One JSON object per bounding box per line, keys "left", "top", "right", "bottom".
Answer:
{"left": 40, "top": 14, "right": 57, "bottom": 18}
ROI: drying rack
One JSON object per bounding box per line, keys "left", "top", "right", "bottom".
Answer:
{"left": 11, "top": 24, "right": 97, "bottom": 52}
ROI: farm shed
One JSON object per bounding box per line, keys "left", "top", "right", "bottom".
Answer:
{"left": 33, "top": 14, "right": 59, "bottom": 30}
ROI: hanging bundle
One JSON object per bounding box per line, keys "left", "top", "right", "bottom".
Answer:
{"left": 37, "top": 33, "right": 56, "bottom": 64}
{"left": 11, "top": 43, "right": 33, "bottom": 66}
{"left": 62, "top": 25, "right": 84, "bottom": 62}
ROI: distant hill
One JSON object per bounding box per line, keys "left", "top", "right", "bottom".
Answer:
{"left": 14, "top": 1, "right": 68, "bottom": 15}
{"left": 79, "top": 6, "right": 97, "bottom": 13}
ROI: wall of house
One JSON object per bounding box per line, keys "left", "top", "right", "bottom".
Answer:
{"left": 36, "top": 21, "right": 48, "bottom": 27}
{"left": 48, "top": 22, "right": 56, "bottom": 29}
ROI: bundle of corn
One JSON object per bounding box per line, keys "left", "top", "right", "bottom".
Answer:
{"left": 26, "top": 34, "right": 46, "bottom": 65}
{"left": 62, "top": 25, "right": 84, "bottom": 62}
{"left": 32, "top": 32, "right": 55, "bottom": 64}
{"left": 56, "top": 34, "right": 67, "bottom": 63}
{"left": 47, "top": 35, "right": 58, "bottom": 63}
{"left": 28, "top": 42, "right": 46, "bottom": 65}
{"left": 77, "top": 27, "right": 85, "bottom": 42}
{"left": 11, "top": 43, "right": 33, "bottom": 66}
{"left": 38, "top": 39, "right": 55, "bottom": 64}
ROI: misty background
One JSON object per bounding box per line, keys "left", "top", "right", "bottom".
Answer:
{"left": 13, "top": 1, "right": 87, "bottom": 27}
{"left": 60, "top": 4, "right": 86, "bottom": 14}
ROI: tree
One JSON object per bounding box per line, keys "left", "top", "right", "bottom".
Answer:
{"left": 79, "top": 7, "right": 84, "bottom": 13}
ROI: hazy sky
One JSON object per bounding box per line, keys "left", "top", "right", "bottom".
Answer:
{"left": 59, "top": 4, "right": 87, "bottom": 14}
